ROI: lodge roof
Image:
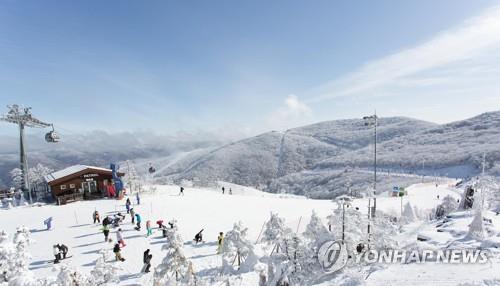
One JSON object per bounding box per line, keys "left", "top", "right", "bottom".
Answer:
{"left": 44, "top": 165, "right": 124, "bottom": 185}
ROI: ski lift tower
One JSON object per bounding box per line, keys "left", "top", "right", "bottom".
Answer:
{"left": 0, "top": 104, "right": 59, "bottom": 204}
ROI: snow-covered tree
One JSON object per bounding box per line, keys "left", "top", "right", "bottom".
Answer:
{"left": 154, "top": 226, "right": 190, "bottom": 285}
{"left": 402, "top": 202, "right": 416, "bottom": 223}
{"left": 10, "top": 168, "right": 23, "bottom": 190}
{"left": 0, "top": 226, "right": 37, "bottom": 284}
{"left": 468, "top": 197, "right": 486, "bottom": 240}
{"left": 435, "top": 195, "right": 459, "bottom": 219}
{"left": 302, "top": 210, "right": 331, "bottom": 248}
{"left": 261, "top": 212, "right": 292, "bottom": 253}
{"left": 328, "top": 206, "right": 364, "bottom": 246}
{"left": 122, "top": 161, "right": 143, "bottom": 194}
{"left": 90, "top": 249, "right": 121, "bottom": 285}
{"left": 54, "top": 265, "right": 92, "bottom": 286}
{"left": 371, "top": 212, "right": 398, "bottom": 250}
{"left": 28, "top": 163, "right": 53, "bottom": 186}
{"left": 221, "top": 222, "right": 257, "bottom": 273}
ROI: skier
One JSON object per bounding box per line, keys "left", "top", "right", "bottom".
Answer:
{"left": 130, "top": 208, "right": 136, "bottom": 224}
{"left": 113, "top": 243, "right": 125, "bottom": 262}
{"left": 179, "top": 186, "right": 184, "bottom": 196}
{"left": 156, "top": 219, "right": 164, "bottom": 229}
{"left": 101, "top": 224, "right": 110, "bottom": 242}
{"left": 142, "top": 249, "right": 152, "bottom": 273}
{"left": 146, "top": 220, "right": 152, "bottom": 237}
{"left": 53, "top": 245, "right": 61, "bottom": 263}
{"left": 168, "top": 219, "right": 176, "bottom": 229}
{"left": 116, "top": 228, "right": 126, "bottom": 247}
{"left": 229, "top": 188, "right": 232, "bottom": 195}
{"left": 194, "top": 229, "right": 204, "bottom": 244}
{"left": 217, "top": 232, "right": 224, "bottom": 254}
{"left": 44, "top": 217, "right": 53, "bottom": 230}
{"left": 125, "top": 198, "right": 131, "bottom": 214}
{"left": 102, "top": 215, "right": 111, "bottom": 227}
{"left": 222, "top": 186, "right": 225, "bottom": 194}
{"left": 136, "top": 192, "right": 140, "bottom": 205}
{"left": 58, "top": 244, "right": 69, "bottom": 259}
{"left": 93, "top": 210, "right": 100, "bottom": 224}
{"left": 135, "top": 213, "right": 142, "bottom": 230}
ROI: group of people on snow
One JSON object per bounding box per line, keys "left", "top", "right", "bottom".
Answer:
{"left": 221, "top": 186, "right": 232, "bottom": 195}
{"left": 53, "top": 244, "right": 68, "bottom": 264}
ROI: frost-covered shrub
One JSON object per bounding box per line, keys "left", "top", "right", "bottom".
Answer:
{"left": 221, "top": 222, "right": 257, "bottom": 273}
{"left": 435, "top": 195, "right": 459, "bottom": 219}
{"left": 261, "top": 212, "right": 292, "bottom": 253}
{"left": 154, "top": 226, "right": 190, "bottom": 285}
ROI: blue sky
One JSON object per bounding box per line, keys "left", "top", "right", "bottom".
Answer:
{"left": 1, "top": 0, "right": 500, "bottom": 137}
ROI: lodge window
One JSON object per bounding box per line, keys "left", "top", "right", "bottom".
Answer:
{"left": 69, "top": 184, "right": 75, "bottom": 188}
{"left": 60, "top": 185, "right": 66, "bottom": 190}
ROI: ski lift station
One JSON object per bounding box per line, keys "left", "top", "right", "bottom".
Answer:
{"left": 44, "top": 165, "right": 125, "bottom": 205}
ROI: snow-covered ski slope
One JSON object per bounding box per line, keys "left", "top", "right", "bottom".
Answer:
{"left": 0, "top": 182, "right": 498, "bottom": 285}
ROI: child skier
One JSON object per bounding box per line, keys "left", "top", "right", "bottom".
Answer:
{"left": 53, "top": 245, "right": 61, "bottom": 263}
{"left": 130, "top": 208, "right": 136, "bottom": 224}
{"left": 57, "top": 244, "right": 69, "bottom": 259}
{"left": 102, "top": 224, "right": 110, "bottom": 242}
{"left": 116, "top": 228, "right": 126, "bottom": 247}
{"left": 113, "top": 243, "right": 125, "bottom": 262}
{"left": 217, "top": 232, "right": 224, "bottom": 254}
{"left": 125, "top": 198, "right": 131, "bottom": 214}
{"left": 93, "top": 210, "right": 100, "bottom": 224}
{"left": 135, "top": 213, "right": 142, "bottom": 230}
{"left": 146, "top": 220, "right": 152, "bottom": 237}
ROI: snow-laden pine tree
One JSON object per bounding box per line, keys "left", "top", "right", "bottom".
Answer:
{"left": 302, "top": 210, "right": 331, "bottom": 248}
{"left": 371, "top": 212, "right": 398, "bottom": 250}
{"left": 468, "top": 191, "right": 486, "bottom": 240}
{"left": 328, "top": 206, "right": 364, "bottom": 246}
{"left": 402, "top": 202, "right": 417, "bottom": 223}
{"left": 221, "top": 222, "right": 258, "bottom": 273}
{"left": 90, "top": 249, "right": 121, "bottom": 285}
{"left": 154, "top": 226, "right": 190, "bottom": 285}
{"left": 0, "top": 230, "right": 15, "bottom": 282}
{"left": 261, "top": 212, "right": 292, "bottom": 253}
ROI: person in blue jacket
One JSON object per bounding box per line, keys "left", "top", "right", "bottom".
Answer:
{"left": 135, "top": 213, "right": 142, "bottom": 230}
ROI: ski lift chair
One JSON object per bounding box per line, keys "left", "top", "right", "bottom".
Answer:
{"left": 45, "top": 125, "right": 60, "bottom": 143}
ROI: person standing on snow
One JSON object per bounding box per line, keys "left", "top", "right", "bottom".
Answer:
{"left": 116, "top": 228, "right": 126, "bottom": 247}
{"left": 93, "top": 210, "right": 100, "bottom": 224}
{"left": 113, "top": 243, "right": 125, "bottom": 262}
{"left": 217, "top": 232, "right": 224, "bottom": 254}
{"left": 125, "top": 198, "right": 131, "bottom": 214}
{"left": 222, "top": 186, "right": 225, "bottom": 194}
{"left": 130, "top": 208, "right": 136, "bottom": 224}
{"left": 229, "top": 188, "right": 232, "bottom": 195}
{"left": 146, "top": 220, "right": 152, "bottom": 237}
{"left": 142, "top": 249, "right": 152, "bottom": 273}
{"left": 135, "top": 213, "right": 142, "bottom": 230}
{"left": 101, "top": 224, "right": 110, "bottom": 242}
{"left": 53, "top": 245, "right": 61, "bottom": 263}
{"left": 58, "top": 244, "right": 69, "bottom": 259}
{"left": 179, "top": 186, "right": 184, "bottom": 196}
{"left": 136, "top": 193, "right": 140, "bottom": 205}
{"left": 156, "top": 219, "right": 164, "bottom": 229}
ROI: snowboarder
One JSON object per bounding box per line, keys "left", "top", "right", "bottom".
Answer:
{"left": 116, "top": 228, "right": 126, "bottom": 247}
{"left": 53, "top": 245, "right": 61, "bottom": 263}
{"left": 194, "top": 229, "right": 204, "bottom": 244}
{"left": 125, "top": 198, "right": 131, "bottom": 214}
{"left": 136, "top": 192, "right": 140, "bottom": 205}
{"left": 179, "top": 186, "right": 184, "bottom": 196}
{"left": 156, "top": 219, "right": 164, "bottom": 229}
{"left": 130, "top": 208, "right": 136, "bottom": 224}
{"left": 101, "top": 224, "right": 110, "bottom": 242}
{"left": 222, "top": 186, "right": 225, "bottom": 194}
{"left": 113, "top": 243, "right": 125, "bottom": 262}
{"left": 142, "top": 249, "right": 152, "bottom": 273}
{"left": 57, "top": 244, "right": 69, "bottom": 259}
{"left": 135, "top": 213, "right": 142, "bottom": 230}
{"left": 229, "top": 188, "right": 232, "bottom": 195}
{"left": 146, "top": 220, "right": 152, "bottom": 237}
{"left": 217, "top": 232, "right": 224, "bottom": 254}
{"left": 93, "top": 210, "right": 100, "bottom": 224}
{"left": 44, "top": 217, "right": 53, "bottom": 230}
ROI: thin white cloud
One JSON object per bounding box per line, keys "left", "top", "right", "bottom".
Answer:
{"left": 308, "top": 5, "right": 500, "bottom": 103}
{"left": 264, "top": 94, "right": 314, "bottom": 131}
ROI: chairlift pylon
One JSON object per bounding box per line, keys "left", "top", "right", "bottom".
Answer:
{"left": 45, "top": 124, "right": 60, "bottom": 143}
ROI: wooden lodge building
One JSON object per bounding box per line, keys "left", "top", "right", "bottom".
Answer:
{"left": 44, "top": 165, "right": 125, "bottom": 205}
